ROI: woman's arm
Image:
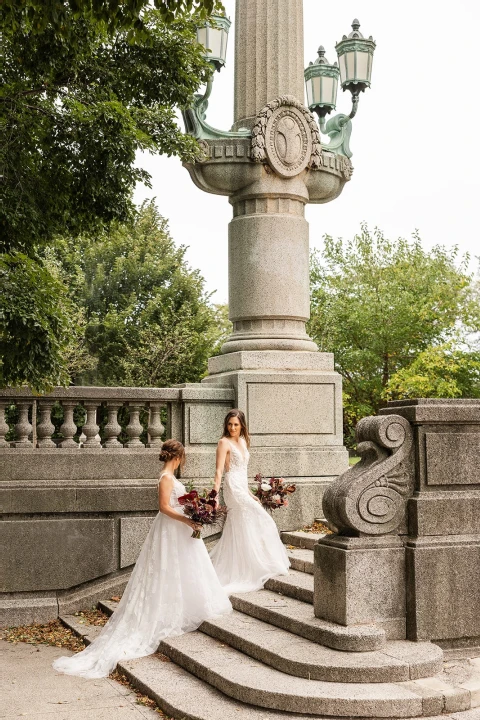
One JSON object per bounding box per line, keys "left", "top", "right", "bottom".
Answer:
{"left": 213, "top": 439, "right": 228, "bottom": 494}
{"left": 158, "top": 476, "right": 200, "bottom": 531}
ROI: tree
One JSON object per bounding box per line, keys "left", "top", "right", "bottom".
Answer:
{"left": 1, "top": 1, "right": 219, "bottom": 388}
{"left": 308, "top": 225, "right": 479, "bottom": 446}
{"left": 385, "top": 343, "right": 480, "bottom": 401}
{"left": 58, "top": 200, "right": 225, "bottom": 387}
{"left": 1, "top": 8, "right": 211, "bottom": 252}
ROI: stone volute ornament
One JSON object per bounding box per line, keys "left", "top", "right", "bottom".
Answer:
{"left": 251, "top": 95, "right": 322, "bottom": 176}
{"left": 323, "top": 414, "right": 414, "bottom": 536}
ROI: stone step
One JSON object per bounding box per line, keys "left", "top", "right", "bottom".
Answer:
{"left": 120, "top": 654, "right": 478, "bottom": 720}
{"left": 200, "top": 610, "right": 443, "bottom": 683}
{"left": 265, "top": 569, "right": 314, "bottom": 603}
{"left": 59, "top": 611, "right": 477, "bottom": 720}
{"left": 287, "top": 547, "right": 314, "bottom": 574}
{"left": 230, "top": 589, "right": 388, "bottom": 653}
{"left": 282, "top": 531, "right": 325, "bottom": 551}
{"left": 160, "top": 630, "right": 470, "bottom": 718}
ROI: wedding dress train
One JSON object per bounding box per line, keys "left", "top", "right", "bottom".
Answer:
{"left": 52, "top": 475, "right": 232, "bottom": 679}
{"left": 210, "top": 438, "right": 290, "bottom": 594}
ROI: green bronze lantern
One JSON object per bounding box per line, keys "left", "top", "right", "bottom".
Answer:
{"left": 196, "top": 14, "right": 232, "bottom": 72}
{"left": 335, "top": 19, "right": 376, "bottom": 116}
{"left": 304, "top": 46, "right": 340, "bottom": 119}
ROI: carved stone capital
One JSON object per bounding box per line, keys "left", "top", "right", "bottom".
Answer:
{"left": 323, "top": 414, "right": 414, "bottom": 536}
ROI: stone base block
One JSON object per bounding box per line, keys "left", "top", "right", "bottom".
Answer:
{"left": 314, "top": 535, "right": 406, "bottom": 638}
{"left": 406, "top": 535, "right": 480, "bottom": 642}
{"left": 0, "top": 518, "right": 116, "bottom": 593}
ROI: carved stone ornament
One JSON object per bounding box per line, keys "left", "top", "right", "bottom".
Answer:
{"left": 251, "top": 95, "right": 322, "bottom": 177}
{"left": 323, "top": 414, "right": 414, "bottom": 536}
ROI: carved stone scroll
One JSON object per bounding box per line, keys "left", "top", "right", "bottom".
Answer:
{"left": 323, "top": 414, "right": 414, "bottom": 536}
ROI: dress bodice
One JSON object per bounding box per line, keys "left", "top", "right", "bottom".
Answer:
{"left": 226, "top": 439, "right": 249, "bottom": 475}
{"left": 159, "top": 473, "right": 186, "bottom": 508}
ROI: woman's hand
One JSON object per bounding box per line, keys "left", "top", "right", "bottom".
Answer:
{"left": 185, "top": 518, "right": 202, "bottom": 532}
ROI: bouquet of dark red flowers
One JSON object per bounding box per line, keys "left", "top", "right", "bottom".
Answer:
{"left": 178, "top": 488, "right": 226, "bottom": 539}
{"left": 252, "top": 474, "right": 296, "bottom": 511}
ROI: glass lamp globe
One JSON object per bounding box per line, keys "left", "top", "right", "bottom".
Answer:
{"left": 335, "top": 19, "right": 376, "bottom": 95}
{"left": 304, "top": 46, "right": 340, "bottom": 118}
{"left": 196, "top": 14, "right": 232, "bottom": 72}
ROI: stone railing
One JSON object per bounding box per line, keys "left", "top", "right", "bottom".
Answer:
{"left": 0, "top": 387, "right": 183, "bottom": 449}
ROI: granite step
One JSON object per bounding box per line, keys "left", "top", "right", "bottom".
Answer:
{"left": 59, "top": 612, "right": 477, "bottom": 720}
{"left": 282, "top": 531, "right": 325, "bottom": 551}
{"left": 265, "top": 569, "right": 314, "bottom": 603}
{"left": 200, "top": 610, "right": 443, "bottom": 683}
{"left": 230, "top": 589, "right": 387, "bottom": 653}
{"left": 160, "top": 630, "right": 470, "bottom": 718}
{"left": 287, "top": 547, "right": 315, "bottom": 574}
{"left": 120, "top": 653, "right": 477, "bottom": 720}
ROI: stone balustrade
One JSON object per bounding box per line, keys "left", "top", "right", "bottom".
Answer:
{"left": 0, "top": 387, "right": 183, "bottom": 449}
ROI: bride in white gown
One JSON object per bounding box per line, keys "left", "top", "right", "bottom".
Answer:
{"left": 53, "top": 440, "right": 232, "bottom": 679}
{"left": 209, "top": 410, "right": 290, "bottom": 594}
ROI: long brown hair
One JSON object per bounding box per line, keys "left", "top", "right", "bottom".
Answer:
{"left": 222, "top": 409, "right": 250, "bottom": 448}
{"left": 159, "top": 439, "right": 186, "bottom": 469}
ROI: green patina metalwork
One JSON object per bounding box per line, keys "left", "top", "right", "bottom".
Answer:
{"left": 182, "top": 77, "right": 250, "bottom": 141}
{"left": 319, "top": 113, "right": 352, "bottom": 159}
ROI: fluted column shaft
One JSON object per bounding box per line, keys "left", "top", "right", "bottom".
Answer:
{"left": 234, "top": 0, "right": 304, "bottom": 128}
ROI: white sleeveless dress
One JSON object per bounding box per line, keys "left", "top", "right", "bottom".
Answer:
{"left": 52, "top": 474, "right": 232, "bottom": 679}
{"left": 210, "top": 439, "right": 290, "bottom": 594}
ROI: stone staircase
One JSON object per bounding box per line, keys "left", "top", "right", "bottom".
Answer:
{"left": 60, "top": 530, "right": 480, "bottom": 720}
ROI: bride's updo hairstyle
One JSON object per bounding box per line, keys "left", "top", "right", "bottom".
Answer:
{"left": 222, "top": 409, "right": 250, "bottom": 448}
{"left": 159, "top": 439, "right": 185, "bottom": 468}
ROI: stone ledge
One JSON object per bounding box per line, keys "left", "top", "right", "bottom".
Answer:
{"left": 208, "top": 350, "right": 335, "bottom": 374}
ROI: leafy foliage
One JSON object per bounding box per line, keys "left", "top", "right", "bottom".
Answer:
{"left": 308, "top": 225, "right": 479, "bottom": 446}
{"left": 0, "top": 0, "right": 220, "bottom": 389}
{"left": 1, "top": 7, "right": 211, "bottom": 253}
{"left": 1, "top": 0, "right": 224, "bottom": 38}
{"left": 385, "top": 343, "right": 480, "bottom": 400}
{"left": 0, "top": 253, "right": 74, "bottom": 391}
{"left": 57, "top": 200, "right": 225, "bottom": 387}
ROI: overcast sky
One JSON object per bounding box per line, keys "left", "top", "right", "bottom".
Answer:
{"left": 134, "top": 0, "right": 480, "bottom": 303}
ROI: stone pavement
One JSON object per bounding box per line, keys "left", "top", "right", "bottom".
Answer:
{"left": 0, "top": 640, "right": 159, "bottom": 720}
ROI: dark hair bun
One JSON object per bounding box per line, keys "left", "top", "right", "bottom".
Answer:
{"left": 159, "top": 439, "right": 185, "bottom": 464}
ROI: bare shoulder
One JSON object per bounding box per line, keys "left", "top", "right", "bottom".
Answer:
{"left": 217, "top": 437, "right": 230, "bottom": 449}
{"left": 158, "top": 472, "right": 174, "bottom": 488}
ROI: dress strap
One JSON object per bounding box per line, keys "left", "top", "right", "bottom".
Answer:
{"left": 158, "top": 471, "right": 175, "bottom": 484}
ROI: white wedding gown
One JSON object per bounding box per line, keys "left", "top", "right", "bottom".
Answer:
{"left": 52, "top": 474, "right": 232, "bottom": 679}
{"left": 210, "top": 438, "right": 290, "bottom": 594}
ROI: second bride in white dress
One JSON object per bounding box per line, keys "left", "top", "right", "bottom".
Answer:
{"left": 210, "top": 410, "right": 289, "bottom": 594}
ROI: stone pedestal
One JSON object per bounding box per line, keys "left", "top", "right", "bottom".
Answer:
{"left": 319, "top": 399, "right": 480, "bottom": 652}
{"left": 380, "top": 400, "right": 480, "bottom": 647}
{"left": 314, "top": 535, "right": 406, "bottom": 639}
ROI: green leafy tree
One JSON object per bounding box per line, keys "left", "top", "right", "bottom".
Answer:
{"left": 385, "top": 343, "right": 480, "bottom": 400}
{"left": 1, "top": 1, "right": 219, "bottom": 389}
{"left": 59, "top": 200, "right": 224, "bottom": 387}
{"left": 308, "top": 225, "right": 479, "bottom": 446}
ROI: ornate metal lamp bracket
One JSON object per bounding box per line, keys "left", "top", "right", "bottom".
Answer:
{"left": 182, "top": 76, "right": 251, "bottom": 143}
{"left": 323, "top": 415, "right": 415, "bottom": 537}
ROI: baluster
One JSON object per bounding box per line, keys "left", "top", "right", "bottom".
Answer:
{"left": 82, "top": 402, "right": 101, "bottom": 448}
{"left": 104, "top": 402, "right": 123, "bottom": 447}
{"left": 0, "top": 402, "right": 10, "bottom": 447}
{"left": 60, "top": 401, "right": 79, "bottom": 448}
{"left": 125, "top": 404, "right": 144, "bottom": 448}
{"left": 147, "top": 403, "right": 165, "bottom": 448}
{"left": 14, "top": 401, "right": 33, "bottom": 448}
{"left": 36, "top": 401, "right": 56, "bottom": 448}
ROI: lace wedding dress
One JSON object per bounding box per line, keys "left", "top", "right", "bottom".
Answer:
{"left": 52, "top": 474, "right": 232, "bottom": 679}
{"left": 210, "top": 438, "right": 290, "bottom": 594}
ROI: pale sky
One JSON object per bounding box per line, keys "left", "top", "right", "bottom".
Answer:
{"left": 135, "top": 0, "right": 480, "bottom": 303}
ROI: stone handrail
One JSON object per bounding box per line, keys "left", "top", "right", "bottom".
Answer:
{"left": 0, "top": 387, "right": 184, "bottom": 450}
